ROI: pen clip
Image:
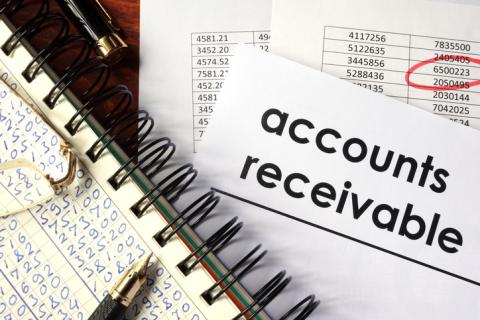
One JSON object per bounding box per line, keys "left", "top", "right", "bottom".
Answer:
{"left": 94, "top": 0, "right": 121, "bottom": 32}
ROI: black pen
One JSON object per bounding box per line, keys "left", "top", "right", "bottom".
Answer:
{"left": 88, "top": 253, "right": 152, "bottom": 320}
{"left": 55, "top": 0, "right": 128, "bottom": 65}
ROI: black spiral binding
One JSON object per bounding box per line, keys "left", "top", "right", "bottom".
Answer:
{"left": 108, "top": 137, "right": 176, "bottom": 190}
{"left": 22, "top": 34, "right": 91, "bottom": 82}
{"left": 177, "top": 217, "right": 244, "bottom": 276}
{"left": 279, "top": 296, "right": 320, "bottom": 320}
{"left": 234, "top": 271, "right": 292, "bottom": 320}
{"left": 1, "top": 0, "right": 48, "bottom": 17}
{"left": 201, "top": 244, "right": 268, "bottom": 305}
{"left": 86, "top": 110, "right": 155, "bottom": 160}
{"left": 44, "top": 57, "right": 111, "bottom": 109}
{"left": 154, "top": 190, "right": 218, "bottom": 246}
{"left": 2, "top": 12, "right": 68, "bottom": 55}
{"left": 1, "top": 1, "right": 320, "bottom": 318}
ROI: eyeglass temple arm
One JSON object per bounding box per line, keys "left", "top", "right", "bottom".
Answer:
{"left": 0, "top": 144, "right": 77, "bottom": 191}
{"left": 49, "top": 143, "right": 77, "bottom": 191}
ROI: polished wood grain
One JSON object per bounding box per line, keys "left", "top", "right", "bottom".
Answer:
{"left": 99, "top": 0, "right": 140, "bottom": 111}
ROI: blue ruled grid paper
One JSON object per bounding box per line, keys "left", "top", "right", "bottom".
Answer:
{"left": 0, "top": 62, "right": 203, "bottom": 320}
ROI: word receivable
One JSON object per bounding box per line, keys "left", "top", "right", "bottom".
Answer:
{"left": 237, "top": 108, "right": 463, "bottom": 254}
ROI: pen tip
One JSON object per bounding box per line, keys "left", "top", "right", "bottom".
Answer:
{"left": 146, "top": 252, "right": 153, "bottom": 263}
{"left": 136, "top": 253, "right": 152, "bottom": 277}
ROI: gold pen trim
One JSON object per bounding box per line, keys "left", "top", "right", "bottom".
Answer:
{"left": 96, "top": 33, "right": 128, "bottom": 65}
{"left": 95, "top": 0, "right": 113, "bottom": 24}
{"left": 109, "top": 253, "right": 152, "bottom": 307}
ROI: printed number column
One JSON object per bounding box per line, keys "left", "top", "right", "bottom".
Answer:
{"left": 407, "top": 36, "right": 480, "bottom": 128}
{"left": 253, "top": 31, "right": 271, "bottom": 52}
{"left": 191, "top": 32, "right": 252, "bottom": 152}
{"left": 322, "top": 26, "right": 410, "bottom": 102}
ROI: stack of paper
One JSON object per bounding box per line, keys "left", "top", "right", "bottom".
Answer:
{"left": 140, "top": 0, "right": 480, "bottom": 318}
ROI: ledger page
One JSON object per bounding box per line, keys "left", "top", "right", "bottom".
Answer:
{"left": 140, "top": 0, "right": 271, "bottom": 156}
{"left": 271, "top": 0, "right": 480, "bottom": 129}
{"left": 0, "top": 19, "right": 241, "bottom": 320}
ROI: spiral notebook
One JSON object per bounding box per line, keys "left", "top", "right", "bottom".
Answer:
{"left": 0, "top": 2, "right": 318, "bottom": 320}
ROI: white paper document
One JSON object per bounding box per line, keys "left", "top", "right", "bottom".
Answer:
{"left": 195, "top": 47, "right": 480, "bottom": 319}
{"left": 271, "top": 0, "right": 480, "bottom": 129}
{"left": 140, "top": 0, "right": 271, "bottom": 156}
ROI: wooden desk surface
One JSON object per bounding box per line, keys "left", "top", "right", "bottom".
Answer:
{"left": 101, "top": 0, "right": 140, "bottom": 112}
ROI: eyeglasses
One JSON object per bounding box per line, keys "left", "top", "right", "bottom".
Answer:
{"left": 0, "top": 80, "right": 77, "bottom": 217}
